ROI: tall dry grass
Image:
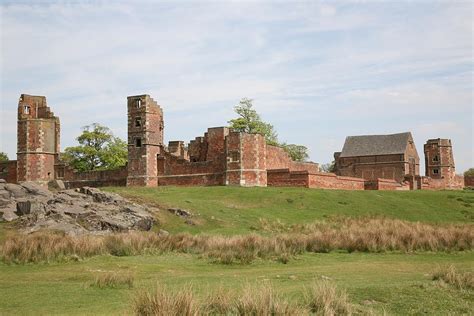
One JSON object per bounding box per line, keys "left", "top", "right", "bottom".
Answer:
{"left": 91, "top": 271, "right": 134, "bottom": 289}
{"left": 132, "top": 281, "right": 351, "bottom": 316}
{"left": 432, "top": 265, "right": 474, "bottom": 291}
{"left": 1, "top": 217, "right": 472, "bottom": 264}
{"left": 133, "top": 285, "right": 199, "bottom": 316}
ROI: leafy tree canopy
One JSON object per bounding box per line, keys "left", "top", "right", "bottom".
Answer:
{"left": 464, "top": 168, "right": 474, "bottom": 177}
{"left": 320, "top": 161, "right": 336, "bottom": 173}
{"left": 62, "top": 123, "right": 127, "bottom": 172}
{"left": 0, "top": 152, "right": 9, "bottom": 162}
{"left": 229, "top": 98, "right": 309, "bottom": 161}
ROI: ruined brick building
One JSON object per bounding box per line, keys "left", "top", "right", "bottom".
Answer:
{"left": 0, "top": 93, "right": 467, "bottom": 190}
{"left": 333, "top": 133, "right": 464, "bottom": 190}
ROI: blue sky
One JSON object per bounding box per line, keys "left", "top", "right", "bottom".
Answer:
{"left": 1, "top": 0, "right": 472, "bottom": 172}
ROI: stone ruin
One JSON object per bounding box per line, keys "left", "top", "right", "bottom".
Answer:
{"left": 0, "top": 93, "right": 467, "bottom": 191}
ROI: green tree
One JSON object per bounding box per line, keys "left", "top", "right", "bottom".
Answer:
{"left": 0, "top": 152, "right": 9, "bottom": 162}
{"left": 321, "top": 161, "right": 336, "bottom": 173}
{"left": 280, "top": 143, "right": 309, "bottom": 162}
{"left": 228, "top": 98, "right": 309, "bottom": 161}
{"left": 228, "top": 98, "right": 279, "bottom": 145}
{"left": 62, "top": 123, "right": 127, "bottom": 172}
{"left": 464, "top": 168, "right": 474, "bottom": 177}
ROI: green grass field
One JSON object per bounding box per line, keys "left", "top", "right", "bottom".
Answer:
{"left": 0, "top": 187, "right": 473, "bottom": 315}
{"left": 106, "top": 186, "right": 474, "bottom": 234}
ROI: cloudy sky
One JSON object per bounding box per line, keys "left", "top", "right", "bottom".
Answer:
{"left": 1, "top": 0, "right": 472, "bottom": 172}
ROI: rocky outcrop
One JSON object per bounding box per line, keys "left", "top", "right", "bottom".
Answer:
{"left": 0, "top": 182, "right": 155, "bottom": 235}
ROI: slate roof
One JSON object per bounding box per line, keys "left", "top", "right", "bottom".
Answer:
{"left": 339, "top": 132, "right": 412, "bottom": 158}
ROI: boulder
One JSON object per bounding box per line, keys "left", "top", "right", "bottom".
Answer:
{"left": 0, "top": 189, "right": 10, "bottom": 199}
{"left": 15, "top": 200, "right": 46, "bottom": 216}
{"left": 168, "top": 208, "right": 193, "bottom": 217}
{"left": 0, "top": 198, "right": 11, "bottom": 207}
{"left": 5, "top": 183, "right": 27, "bottom": 198}
{"left": 48, "top": 179, "right": 66, "bottom": 191}
{"left": 80, "top": 187, "right": 124, "bottom": 203}
{"left": 0, "top": 179, "right": 6, "bottom": 183}
{"left": 21, "top": 182, "right": 52, "bottom": 197}
{"left": 0, "top": 204, "right": 19, "bottom": 222}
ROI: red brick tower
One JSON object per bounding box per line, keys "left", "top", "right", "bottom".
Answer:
{"left": 17, "top": 94, "right": 60, "bottom": 183}
{"left": 127, "top": 95, "right": 164, "bottom": 186}
{"left": 225, "top": 131, "right": 267, "bottom": 186}
{"left": 424, "top": 139, "right": 456, "bottom": 181}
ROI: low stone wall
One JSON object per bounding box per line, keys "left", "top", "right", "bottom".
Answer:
{"left": 60, "top": 165, "right": 128, "bottom": 189}
{"left": 421, "top": 175, "right": 464, "bottom": 190}
{"left": 0, "top": 160, "right": 18, "bottom": 184}
{"left": 267, "top": 169, "right": 309, "bottom": 187}
{"left": 158, "top": 173, "right": 225, "bottom": 186}
{"left": 465, "top": 175, "right": 474, "bottom": 188}
{"left": 267, "top": 169, "right": 365, "bottom": 190}
{"left": 308, "top": 172, "right": 365, "bottom": 190}
{"left": 365, "top": 178, "right": 410, "bottom": 190}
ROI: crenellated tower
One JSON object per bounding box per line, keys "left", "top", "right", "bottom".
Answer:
{"left": 16, "top": 94, "right": 60, "bottom": 183}
{"left": 126, "top": 95, "right": 164, "bottom": 186}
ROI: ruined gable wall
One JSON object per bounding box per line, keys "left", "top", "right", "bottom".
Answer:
{"left": 266, "top": 145, "right": 318, "bottom": 173}
{"left": 156, "top": 127, "right": 229, "bottom": 186}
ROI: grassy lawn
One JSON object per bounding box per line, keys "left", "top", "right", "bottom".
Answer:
{"left": 106, "top": 186, "right": 474, "bottom": 234}
{"left": 0, "top": 252, "right": 472, "bottom": 315}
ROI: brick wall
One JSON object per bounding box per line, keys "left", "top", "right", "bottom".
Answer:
{"left": 56, "top": 164, "right": 127, "bottom": 189}
{"left": 420, "top": 175, "right": 464, "bottom": 190}
{"left": 308, "top": 173, "right": 365, "bottom": 190}
{"left": 465, "top": 175, "right": 474, "bottom": 188}
{"left": 267, "top": 169, "right": 365, "bottom": 190}
{"left": 266, "top": 145, "right": 318, "bottom": 172}
{"left": 365, "top": 178, "right": 410, "bottom": 190}
{"left": 0, "top": 160, "right": 18, "bottom": 183}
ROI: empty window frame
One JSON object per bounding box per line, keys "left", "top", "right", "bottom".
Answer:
{"left": 433, "top": 155, "right": 439, "bottom": 162}
{"left": 136, "top": 99, "right": 142, "bottom": 108}
{"left": 24, "top": 105, "right": 30, "bottom": 114}
{"left": 433, "top": 169, "right": 439, "bottom": 174}
{"left": 135, "top": 137, "right": 142, "bottom": 147}
{"left": 135, "top": 117, "right": 142, "bottom": 127}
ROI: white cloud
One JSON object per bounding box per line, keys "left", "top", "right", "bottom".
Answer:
{"left": 0, "top": 1, "right": 472, "bottom": 172}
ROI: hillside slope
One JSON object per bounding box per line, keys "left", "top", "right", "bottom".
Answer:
{"left": 105, "top": 186, "right": 474, "bottom": 234}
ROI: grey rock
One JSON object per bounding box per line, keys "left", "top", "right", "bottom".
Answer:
{"left": 48, "top": 179, "right": 66, "bottom": 191}
{"left": 168, "top": 208, "right": 193, "bottom": 217}
{"left": 5, "top": 183, "right": 27, "bottom": 198}
{"left": 0, "top": 204, "right": 18, "bottom": 222}
{"left": 0, "top": 198, "right": 11, "bottom": 207}
{"left": 80, "top": 187, "right": 124, "bottom": 203}
{"left": 21, "top": 181, "right": 52, "bottom": 197}
{"left": 158, "top": 229, "right": 170, "bottom": 236}
{"left": 0, "top": 189, "right": 10, "bottom": 199}
{"left": 0, "top": 179, "right": 6, "bottom": 183}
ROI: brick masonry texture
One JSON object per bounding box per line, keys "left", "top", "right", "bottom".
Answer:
{"left": 0, "top": 93, "right": 466, "bottom": 191}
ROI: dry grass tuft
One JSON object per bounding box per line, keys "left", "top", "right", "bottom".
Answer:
{"left": 304, "top": 280, "right": 352, "bottom": 315}
{"left": 132, "top": 284, "right": 199, "bottom": 316}
{"left": 1, "top": 217, "right": 472, "bottom": 264}
{"left": 235, "top": 283, "right": 304, "bottom": 315}
{"left": 132, "top": 281, "right": 354, "bottom": 315}
{"left": 432, "top": 265, "right": 474, "bottom": 291}
{"left": 91, "top": 271, "right": 134, "bottom": 289}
